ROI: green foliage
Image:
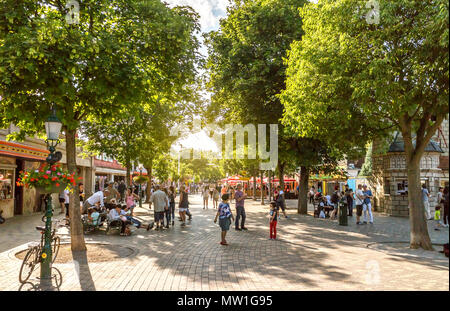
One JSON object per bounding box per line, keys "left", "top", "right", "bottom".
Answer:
{"left": 359, "top": 143, "right": 372, "bottom": 177}
{"left": 281, "top": 0, "right": 449, "bottom": 155}
{"left": 0, "top": 0, "right": 201, "bottom": 134}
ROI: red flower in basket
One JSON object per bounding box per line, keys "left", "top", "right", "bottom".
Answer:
{"left": 43, "top": 175, "right": 49, "bottom": 179}
{"left": 55, "top": 183, "right": 60, "bottom": 187}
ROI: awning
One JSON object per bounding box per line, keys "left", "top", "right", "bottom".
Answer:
{"left": 0, "top": 141, "right": 48, "bottom": 161}
{"left": 95, "top": 167, "right": 127, "bottom": 176}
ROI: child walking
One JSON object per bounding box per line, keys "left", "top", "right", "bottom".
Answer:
{"left": 269, "top": 201, "right": 278, "bottom": 240}
{"left": 434, "top": 205, "right": 443, "bottom": 231}
{"left": 214, "top": 194, "right": 234, "bottom": 245}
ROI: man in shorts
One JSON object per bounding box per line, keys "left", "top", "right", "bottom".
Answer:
{"left": 275, "top": 186, "right": 289, "bottom": 219}
{"left": 150, "top": 185, "right": 168, "bottom": 230}
{"left": 355, "top": 184, "right": 365, "bottom": 225}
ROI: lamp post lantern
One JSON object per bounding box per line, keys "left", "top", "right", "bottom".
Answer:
{"left": 41, "top": 108, "right": 62, "bottom": 281}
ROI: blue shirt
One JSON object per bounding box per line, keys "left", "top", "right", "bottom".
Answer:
{"left": 363, "top": 190, "right": 372, "bottom": 204}
{"left": 218, "top": 202, "right": 231, "bottom": 219}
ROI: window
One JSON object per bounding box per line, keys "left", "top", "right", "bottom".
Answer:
{"left": 0, "top": 169, "right": 14, "bottom": 200}
{"left": 383, "top": 178, "right": 390, "bottom": 195}
{"left": 396, "top": 180, "right": 408, "bottom": 195}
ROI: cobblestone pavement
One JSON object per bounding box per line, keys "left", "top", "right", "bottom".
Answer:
{"left": 0, "top": 195, "right": 448, "bottom": 291}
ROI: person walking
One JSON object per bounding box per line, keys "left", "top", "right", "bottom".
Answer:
{"left": 168, "top": 186, "right": 176, "bottom": 226}
{"left": 178, "top": 185, "right": 189, "bottom": 226}
{"left": 202, "top": 186, "right": 209, "bottom": 209}
{"left": 63, "top": 187, "right": 70, "bottom": 218}
{"left": 118, "top": 181, "right": 126, "bottom": 203}
{"left": 58, "top": 190, "right": 66, "bottom": 215}
{"left": 214, "top": 193, "right": 234, "bottom": 245}
{"left": 213, "top": 188, "right": 220, "bottom": 209}
{"left": 269, "top": 201, "right": 278, "bottom": 240}
{"left": 234, "top": 184, "right": 247, "bottom": 231}
{"left": 355, "top": 184, "right": 364, "bottom": 225}
{"left": 345, "top": 185, "right": 354, "bottom": 217}
{"left": 422, "top": 184, "right": 432, "bottom": 220}
{"left": 362, "top": 185, "right": 374, "bottom": 224}
{"left": 308, "top": 186, "right": 315, "bottom": 204}
{"left": 149, "top": 185, "right": 168, "bottom": 230}
{"left": 275, "top": 186, "right": 289, "bottom": 219}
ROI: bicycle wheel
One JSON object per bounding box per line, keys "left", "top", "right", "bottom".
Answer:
{"left": 52, "top": 267, "right": 63, "bottom": 289}
{"left": 19, "top": 247, "right": 37, "bottom": 284}
{"left": 52, "top": 236, "right": 60, "bottom": 263}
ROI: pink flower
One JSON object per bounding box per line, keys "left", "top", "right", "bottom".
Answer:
{"left": 46, "top": 170, "right": 51, "bottom": 174}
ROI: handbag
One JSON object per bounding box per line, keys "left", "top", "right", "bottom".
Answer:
{"left": 0, "top": 210, "right": 4, "bottom": 224}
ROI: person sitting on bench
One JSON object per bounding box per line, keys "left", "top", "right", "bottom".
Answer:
{"left": 109, "top": 204, "right": 131, "bottom": 236}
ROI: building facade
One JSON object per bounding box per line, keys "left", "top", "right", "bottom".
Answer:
{"left": 369, "top": 118, "right": 449, "bottom": 217}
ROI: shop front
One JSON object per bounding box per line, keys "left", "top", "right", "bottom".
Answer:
{"left": 0, "top": 141, "right": 49, "bottom": 219}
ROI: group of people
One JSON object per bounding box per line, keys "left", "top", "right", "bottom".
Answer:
{"left": 214, "top": 184, "right": 249, "bottom": 245}
{"left": 310, "top": 184, "right": 374, "bottom": 225}
{"left": 80, "top": 181, "right": 198, "bottom": 234}
{"left": 432, "top": 185, "right": 449, "bottom": 230}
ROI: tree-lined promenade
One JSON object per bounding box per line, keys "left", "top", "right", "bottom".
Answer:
{"left": 0, "top": 0, "right": 448, "bottom": 263}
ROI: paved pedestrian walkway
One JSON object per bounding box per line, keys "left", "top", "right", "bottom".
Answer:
{"left": 0, "top": 195, "right": 448, "bottom": 291}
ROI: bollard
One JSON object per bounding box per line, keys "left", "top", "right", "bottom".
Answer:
{"left": 339, "top": 199, "right": 348, "bottom": 226}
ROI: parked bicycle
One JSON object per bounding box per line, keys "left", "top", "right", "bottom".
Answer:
{"left": 19, "top": 218, "right": 65, "bottom": 285}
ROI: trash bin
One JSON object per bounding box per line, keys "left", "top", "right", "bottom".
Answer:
{"left": 338, "top": 199, "right": 348, "bottom": 226}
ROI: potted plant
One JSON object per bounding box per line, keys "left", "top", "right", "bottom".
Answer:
{"left": 16, "top": 163, "right": 81, "bottom": 194}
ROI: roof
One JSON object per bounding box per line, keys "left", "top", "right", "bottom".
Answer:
{"left": 388, "top": 135, "right": 444, "bottom": 153}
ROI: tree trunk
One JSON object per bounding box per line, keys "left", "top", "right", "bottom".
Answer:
{"left": 260, "top": 171, "right": 265, "bottom": 205}
{"left": 298, "top": 166, "right": 309, "bottom": 215}
{"left": 278, "top": 162, "right": 285, "bottom": 190}
{"left": 253, "top": 175, "right": 257, "bottom": 200}
{"left": 145, "top": 161, "right": 153, "bottom": 203}
{"left": 406, "top": 156, "right": 433, "bottom": 250}
{"left": 125, "top": 160, "right": 131, "bottom": 189}
{"left": 65, "top": 128, "right": 86, "bottom": 251}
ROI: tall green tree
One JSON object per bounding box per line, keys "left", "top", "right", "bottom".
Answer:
{"left": 204, "top": 0, "right": 308, "bottom": 186}
{"left": 281, "top": 0, "right": 449, "bottom": 249}
{"left": 0, "top": 0, "right": 200, "bottom": 250}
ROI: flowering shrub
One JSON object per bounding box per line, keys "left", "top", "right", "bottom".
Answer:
{"left": 16, "top": 163, "right": 81, "bottom": 191}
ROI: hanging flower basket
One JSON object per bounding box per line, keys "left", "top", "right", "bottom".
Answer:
{"left": 16, "top": 163, "right": 81, "bottom": 194}
{"left": 133, "top": 175, "right": 149, "bottom": 185}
